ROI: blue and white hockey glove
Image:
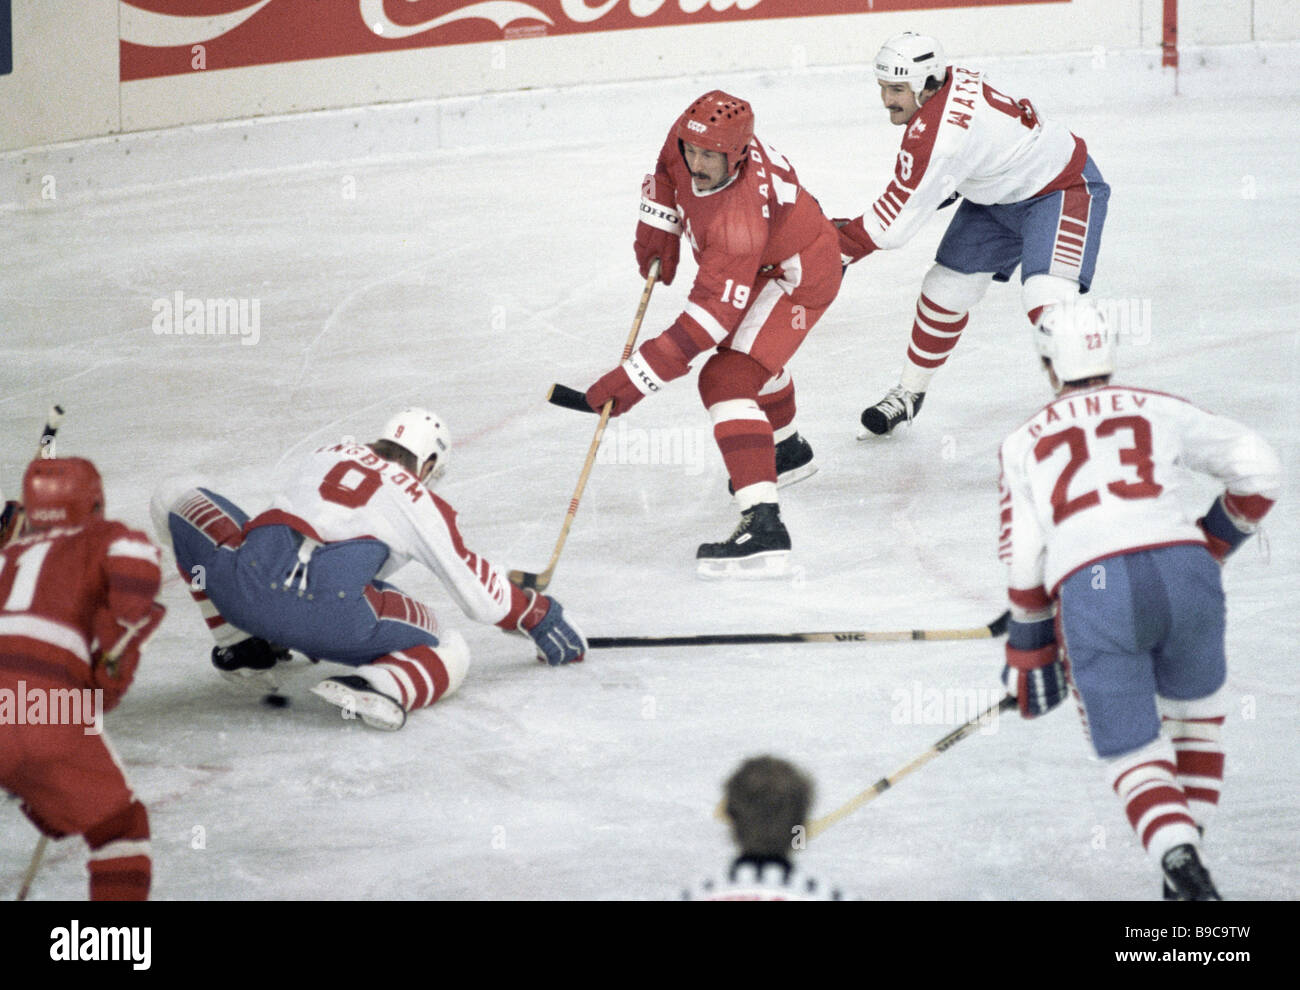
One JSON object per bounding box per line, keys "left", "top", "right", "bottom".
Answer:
{"left": 1197, "top": 491, "right": 1275, "bottom": 563}
{"left": 517, "top": 591, "right": 586, "bottom": 666}
{"left": 1001, "top": 615, "right": 1066, "bottom": 719}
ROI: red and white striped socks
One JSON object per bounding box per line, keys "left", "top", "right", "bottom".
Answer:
{"left": 358, "top": 630, "right": 470, "bottom": 713}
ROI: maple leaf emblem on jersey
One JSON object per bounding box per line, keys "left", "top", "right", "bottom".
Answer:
{"left": 908, "top": 119, "right": 927, "bottom": 139}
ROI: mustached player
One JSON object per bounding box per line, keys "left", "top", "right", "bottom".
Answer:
{"left": 152, "top": 408, "right": 586, "bottom": 730}
{"left": 839, "top": 32, "right": 1109, "bottom": 438}
{"left": 579, "top": 90, "right": 843, "bottom": 579}
{"left": 998, "top": 301, "right": 1280, "bottom": 899}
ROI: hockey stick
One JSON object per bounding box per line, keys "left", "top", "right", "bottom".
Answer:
{"left": 10, "top": 407, "right": 67, "bottom": 899}
{"left": 546, "top": 383, "right": 596, "bottom": 413}
{"left": 4, "top": 406, "right": 66, "bottom": 545}
{"left": 590, "top": 610, "right": 1009, "bottom": 649}
{"left": 101, "top": 610, "right": 159, "bottom": 678}
{"left": 508, "top": 259, "right": 660, "bottom": 592}
{"left": 38, "top": 405, "right": 65, "bottom": 458}
{"left": 15, "top": 836, "right": 49, "bottom": 901}
{"left": 806, "top": 694, "right": 1016, "bottom": 839}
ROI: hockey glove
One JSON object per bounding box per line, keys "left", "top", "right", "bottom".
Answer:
{"left": 1001, "top": 612, "right": 1065, "bottom": 719}
{"left": 833, "top": 217, "right": 877, "bottom": 266}
{"left": 635, "top": 172, "right": 681, "bottom": 285}
{"left": 516, "top": 591, "right": 586, "bottom": 666}
{"left": 1197, "top": 491, "right": 1275, "bottom": 563}
{"left": 586, "top": 349, "right": 667, "bottom": 418}
{"left": 1002, "top": 643, "right": 1066, "bottom": 719}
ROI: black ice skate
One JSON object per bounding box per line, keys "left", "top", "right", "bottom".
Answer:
{"left": 859, "top": 386, "right": 925, "bottom": 438}
{"left": 1160, "top": 844, "right": 1223, "bottom": 901}
{"left": 696, "top": 502, "right": 791, "bottom": 580}
{"left": 310, "top": 674, "right": 407, "bottom": 731}
{"left": 211, "top": 637, "right": 292, "bottom": 693}
{"left": 728, "top": 433, "right": 817, "bottom": 496}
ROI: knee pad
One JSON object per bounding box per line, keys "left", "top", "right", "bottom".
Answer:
{"left": 920, "top": 264, "right": 993, "bottom": 313}
{"left": 697, "top": 350, "right": 771, "bottom": 408}
{"left": 1022, "top": 274, "right": 1080, "bottom": 324}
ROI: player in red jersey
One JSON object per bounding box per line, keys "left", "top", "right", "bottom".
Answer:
{"left": 582, "top": 90, "right": 843, "bottom": 579}
{"left": 0, "top": 458, "right": 165, "bottom": 900}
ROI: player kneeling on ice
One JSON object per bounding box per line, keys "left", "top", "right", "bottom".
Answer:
{"left": 152, "top": 408, "right": 586, "bottom": 731}
{"left": 997, "top": 301, "right": 1280, "bottom": 900}
{"left": 577, "top": 90, "right": 842, "bottom": 579}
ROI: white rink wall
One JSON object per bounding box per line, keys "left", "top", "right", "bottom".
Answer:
{"left": 2, "top": 0, "right": 1298, "bottom": 208}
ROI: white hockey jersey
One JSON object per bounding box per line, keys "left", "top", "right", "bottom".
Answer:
{"left": 998, "top": 386, "right": 1281, "bottom": 612}
{"left": 250, "top": 442, "right": 516, "bottom": 626}
{"left": 851, "top": 65, "right": 1085, "bottom": 252}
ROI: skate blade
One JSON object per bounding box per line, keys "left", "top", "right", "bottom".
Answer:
{"left": 777, "top": 463, "right": 818, "bottom": 489}
{"left": 696, "top": 550, "right": 790, "bottom": 581}
{"left": 730, "top": 465, "right": 818, "bottom": 503}
{"left": 310, "top": 679, "right": 407, "bottom": 731}
{"left": 218, "top": 667, "right": 282, "bottom": 694}
{"left": 856, "top": 425, "right": 893, "bottom": 441}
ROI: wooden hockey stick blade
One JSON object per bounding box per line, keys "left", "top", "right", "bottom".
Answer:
{"left": 587, "top": 611, "right": 1011, "bottom": 649}
{"left": 806, "top": 694, "right": 1015, "bottom": 840}
{"left": 547, "top": 383, "right": 596, "bottom": 413}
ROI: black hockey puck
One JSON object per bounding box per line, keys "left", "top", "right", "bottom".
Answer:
{"left": 262, "top": 693, "right": 290, "bottom": 708}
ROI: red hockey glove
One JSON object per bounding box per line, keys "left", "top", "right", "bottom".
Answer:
{"left": 635, "top": 172, "right": 681, "bottom": 286}
{"left": 514, "top": 590, "right": 586, "bottom": 666}
{"left": 833, "top": 217, "right": 878, "bottom": 266}
{"left": 585, "top": 348, "right": 669, "bottom": 418}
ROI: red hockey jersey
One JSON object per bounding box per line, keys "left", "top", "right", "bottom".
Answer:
{"left": 0, "top": 519, "right": 164, "bottom": 710}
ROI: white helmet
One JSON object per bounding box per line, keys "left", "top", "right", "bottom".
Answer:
{"left": 1035, "top": 299, "right": 1116, "bottom": 385}
{"left": 380, "top": 407, "right": 451, "bottom": 483}
{"left": 874, "top": 32, "right": 947, "bottom": 97}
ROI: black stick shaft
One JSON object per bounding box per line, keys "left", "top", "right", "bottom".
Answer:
{"left": 588, "top": 611, "right": 1009, "bottom": 649}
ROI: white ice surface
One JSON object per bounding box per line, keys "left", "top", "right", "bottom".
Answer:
{"left": 1, "top": 86, "right": 1297, "bottom": 903}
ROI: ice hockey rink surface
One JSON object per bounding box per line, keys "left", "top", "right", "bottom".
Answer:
{"left": 2, "top": 74, "right": 1296, "bottom": 905}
